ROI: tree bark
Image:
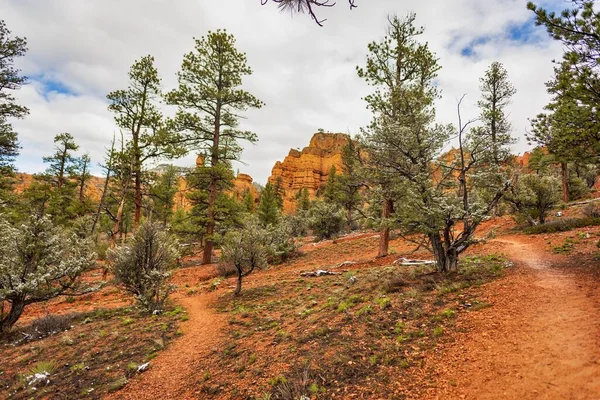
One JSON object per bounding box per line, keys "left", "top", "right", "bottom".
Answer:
{"left": 234, "top": 272, "right": 242, "bottom": 296}
{"left": 91, "top": 166, "right": 111, "bottom": 236}
{"left": 0, "top": 299, "right": 25, "bottom": 334}
{"left": 561, "top": 162, "right": 569, "bottom": 203}
{"left": 377, "top": 198, "right": 393, "bottom": 258}
{"left": 202, "top": 99, "right": 222, "bottom": 265}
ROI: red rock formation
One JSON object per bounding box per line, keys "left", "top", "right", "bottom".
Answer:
{"left": 268, "top": 132, "right": 351, "bottom": 213}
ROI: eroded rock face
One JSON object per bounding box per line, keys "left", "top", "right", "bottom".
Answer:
{"left": 268, "top": 132, "right": 351, "bottom": 213}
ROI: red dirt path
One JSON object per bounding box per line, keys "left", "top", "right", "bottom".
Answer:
{"left": 429, "top": 236, "right": 600, "bottom": 399}
{"left": 106, "top": 232, "right": 600, "bottom": 399}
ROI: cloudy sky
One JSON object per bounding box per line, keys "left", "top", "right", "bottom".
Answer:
{"left": 3, "top": 0, "right": 565, "bottom": 184}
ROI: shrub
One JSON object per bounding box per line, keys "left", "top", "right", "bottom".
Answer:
{"left": 266, "top": 218, "right": 298, "bottom": 264}
{"left": 524, "top": 217, "right": 600, "bottom": 234}
{"left": 568, "top": 175, "right": 589, "bottom": 201}
{"left": 110, "top": 221, "right": 180, "bottom": 312}
{"left": 308, "top": 201, "right": 345, "bottom": 240}
{"left": 0, "top": 215, "right": 95, "bottom": 334}
{"left": 505, "top": 173, "right": 561, "bottom": 225}
{"left": 583, "top": 202, "right": 600, "bottom": 218}
{"left": 220, "top": 216, "right": 268, "bottom": 295}
{"left": 283, "top": 212, "right": 309, "bottom": 238}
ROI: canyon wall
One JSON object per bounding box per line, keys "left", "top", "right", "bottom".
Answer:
{"left": 268, "top": 132, "right": 350, "bottom": 213}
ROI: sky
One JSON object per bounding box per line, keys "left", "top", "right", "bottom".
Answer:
{"left": 2, "top": 0, "right": 566, "bottom": 184}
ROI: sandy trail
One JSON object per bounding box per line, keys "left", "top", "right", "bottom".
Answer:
{"left": 432, "top": 236, "right": 600, "bottom": 399}
{"left": 106, "top": 291, "right": 224, "bottom": 400}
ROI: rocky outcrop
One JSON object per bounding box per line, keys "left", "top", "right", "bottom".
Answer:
{"left": 268, "top": 132, "right": 351, "bottom": 213}
{"left": 173, "top": 155, "right": 258, "bottom": 210}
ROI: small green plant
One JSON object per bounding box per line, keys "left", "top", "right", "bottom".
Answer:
{"left": 369, "top": 355, "right": 378, "bottom": 366}
{"left": 31, "top": 361, "right": 56, "bottom": 375}
{"left": 553, "top": 237, "right": 576, "bottom": 254}
{"left": 441, "top": 308, "right": 456, "bottom": 318}
{"left": 355, "top": 305, "right": 373, "bottom": 316}
{"left": 108, "top": 376, "right": 128, "bottom": 392}
{"left": 202, "top": 370, "right": 211, "bottom": 382}
{"left": 374, "top": 296, "right": 391, "bottom": 309}
{"left": 433, "top": 326, "right": 444, "bottom": 337}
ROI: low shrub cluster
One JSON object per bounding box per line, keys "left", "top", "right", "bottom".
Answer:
{"left": 524, "top": 217, "right": 600, "bottom": 234}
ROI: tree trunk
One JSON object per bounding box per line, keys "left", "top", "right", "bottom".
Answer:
{"left": 234, "top": 272, "right": 242, "bottom": 296}
{"left": 429, "top": 232, "right": 457, "bottom": 273}
{"left": 377, "top": 198, "right": 393, "bottom": 258}
{"left": 561, "top": 162, "right": 569, "bottom": 203}
{"left": 0, "top": 299, "right": 25, "bottom": 334}
{"left": 202, "top": 176, "right": 217, "bottom": 265}
{"left": 91, "top": 167, "right": 111, "bottom": 236}
{"left": 111, "top": 196, "right": 126, "bottom": 246}
{"left": 202, "top": 98, "right": 222, "bottom": 265}
{"left": 134, "top": 169, "right": 142, "bottom": 230}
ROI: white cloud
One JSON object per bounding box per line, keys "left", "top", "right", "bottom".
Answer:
{"left": 2, "top": 0, "right": 566, "bottom": 183}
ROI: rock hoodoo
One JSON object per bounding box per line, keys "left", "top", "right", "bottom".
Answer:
{"left": 268, "top": 132, "right": 351, "bottom": 213}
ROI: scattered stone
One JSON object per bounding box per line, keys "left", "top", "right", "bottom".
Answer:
{"left": 137, "top": 362, "right": 150, "bottom": 373}
{"left": 27, "top": 372, "right": 50, "bottom": 387}
{"left": 348, "top": 275, "right": 357, "bottom": 284}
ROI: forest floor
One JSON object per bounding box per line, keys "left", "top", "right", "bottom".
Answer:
{"left": 1, "top": 214, "right": 600, "bottom": 399}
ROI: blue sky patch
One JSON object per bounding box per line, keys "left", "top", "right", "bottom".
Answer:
{"left": 31, "top": 74, "right": 74, "bottom": 99}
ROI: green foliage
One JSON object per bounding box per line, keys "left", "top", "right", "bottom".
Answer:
{"left": 220, "top": 216, "right": 269, "bottom": 295}
{"left": 242, "top": 188, "right": 255, "bottom": 213}
{"left": 258, "top": 182, "right": 282, "bottom": 226}
{"left": 0, "top": 20, "right": 28, "bottom": 180}
{"left": 296, "top": 188, "right": 311, "bottom": 212}
{"left": 528, "top": 147, "right": 553, "bottom": 175}
{"left": 185, "top": 164, "right": 243, "bottom": 242}
{"left": 526, "top": 0, "right": 600, "bottom": 179}
{"left": 0, "top": 215, "right": 95, "bottom": 333}
{"left": 524, "top": 217, "right": 600, "bottom": 234}
{"left": 474, "top": 62, "right": 516, "bottom": 166}
{"left": 167, "top": 30, "right": 263, "bottom": 262}
{"left": 308, "top": 200, "right": 345, "bottom": 240}
{"left": 505, "top": 173, "right": 562, "bottom": 225}
{"left": 323, "top": 165, "right": 341, "bottom": 204}
{"left": 358, "top": 13, "right": 509, "bottom": 271}
{"left": 110, "top": 221, "right": 180, "bottom": 311}
{"left": 148, "top": 165, "right": 180, "bottom": 224}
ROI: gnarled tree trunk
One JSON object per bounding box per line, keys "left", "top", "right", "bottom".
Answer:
{"left": 378, "top": 198, "right": 394, "bottom": 258}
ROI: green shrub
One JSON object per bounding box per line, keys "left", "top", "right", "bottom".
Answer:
{"left": 109, "top": 221, "right": 180, "bottom": 312}
{"left": 308, "top": 200, "right": 345, "bottom": 240}
{"left": 524, "top": 217, "right": 600, "bottom": 234}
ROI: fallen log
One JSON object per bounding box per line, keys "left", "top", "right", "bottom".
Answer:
{"left": 393, "top": 257, "right": 436, "bottom": 266}
{"left": 300, "top": 270, "right": 342, "bottom": 277}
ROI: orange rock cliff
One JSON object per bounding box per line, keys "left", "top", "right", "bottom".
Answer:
{"left": 268, "top": 132, "right": 351, "bottom": 213}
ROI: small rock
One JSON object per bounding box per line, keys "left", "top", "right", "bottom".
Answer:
{"left": 137, "top": 362, "right": 150, "bottom": 373}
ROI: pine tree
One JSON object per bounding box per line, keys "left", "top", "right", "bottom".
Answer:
{"left": 167, "top": 30, "right": 263, "bottom": 265}
{"left": 0, "top": 20, "right": 28, "bottom": 191}
{"left": 149, "top": 165, "right": 180, "bottom": 224}
{"left": 108, "top": 55, "right": 182, "bottom": 229}
{"left": 258, "top": 182, "right": 281, "bottom": 226}
{"left": 358, "top": 13, "right": 510, "bottom": 271}
{"left": 296, "top": 187, "right": 311, "bottom": 212}
{"left": 337, "top": 140, "right": 363, "bottom": 230}
{"left": 31, "top": 133, "right": 81, "bottom": 224}
{"left": 73, "top": 153, "right": 94, "bottom": 216}
{"left": 475, "top": 62, "right": 516, "bottom": 165}
{"left": 242, "top": 188, "right": 255, "bottom": 213}
{"left": 323, "top": 165, "right": 341, "bottom": 204}
{"left": 357, "top": 13, "right": 440, "bottom": 257}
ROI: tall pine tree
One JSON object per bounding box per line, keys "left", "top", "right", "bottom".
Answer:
{"left": 167, "top": 30, "right": 263, "bottom": 264}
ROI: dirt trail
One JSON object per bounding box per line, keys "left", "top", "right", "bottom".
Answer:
{"left": 107, "top": 291, "right": 224, "bottom": 400}
{"left": 432, "top": 236, "right": 600, "bottom": 399}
